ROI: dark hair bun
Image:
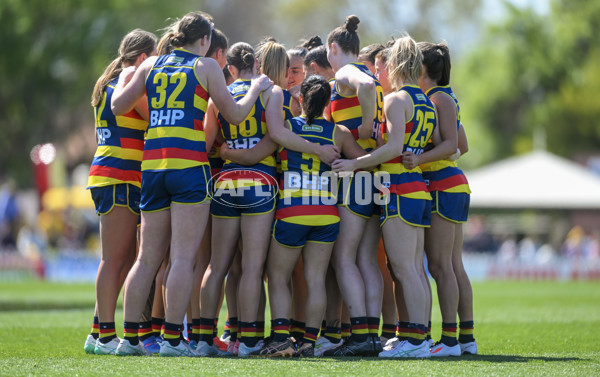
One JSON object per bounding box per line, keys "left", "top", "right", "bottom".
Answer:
{"left": 344, "top": 15, "right": 360, "bottom": 33}
{"left": 242, "top": 50, "right": 254, "bottom": 66}
{"left": 303, "top": 35, "right": 323, "bottom": 51}
{"left": 171, "top": 32, "right": 186, "bottom": 46}
{"left": 301, "top": 75, "right": 331, "bottom": 125}
{"left": 436, "top": 42, "right": 449, "bottom": 56}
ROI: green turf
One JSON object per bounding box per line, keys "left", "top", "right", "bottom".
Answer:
{"left": 0, "top": 280, "right": 599, "bottom": 376}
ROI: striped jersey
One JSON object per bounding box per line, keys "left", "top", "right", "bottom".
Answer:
{"left": 276, "top": 89, "right": 297, "bottom": 175}
{"left": 426, "top": 86, "right": 461, "bottom": 130}
{"left": 329, "top": 62, "right": 384, "bottom": 152}
{"left": 87, "top": 78, "right": 147, "bottom": 189}
{"left": 421, "top": 86, "right": 471, "bottom": 194}
{"left": 216, "top": 79, "right": 277, "bottom": 189}
{"left": 380, "top": 85, "right": 434, "bottom": 200}
{"left": 143, "top": 48, "right": 210, "bottom": 171}
{"left": 282, "top": 89, "right": 295, "bottom": 121}
{"left": 207, "top": 141, "right": 223, "bottom": 177}
{"left": 276, "top": 117, "right": 339, "bottom": 226}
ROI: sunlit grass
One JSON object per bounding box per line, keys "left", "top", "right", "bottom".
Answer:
{"left": 0, "top": 280, "right": 598, "bottom": 376}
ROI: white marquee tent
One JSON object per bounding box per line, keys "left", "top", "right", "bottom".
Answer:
{"left": 466, "top": 150, "right": 600, "bottom": 209}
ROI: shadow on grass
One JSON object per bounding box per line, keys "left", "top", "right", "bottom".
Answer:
{"left": 247, "top": 355, "right": 586, "bottom": 363}
{"left": 427, "top": 354, "right": 585, "bottom": 363}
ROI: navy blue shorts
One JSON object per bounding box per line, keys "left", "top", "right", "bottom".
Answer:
{"left": 272, "top": 220, "right": 339, "bottom": 248}
{"left": 140, "top": 165, "right": 210, "bottom": 212}
{"left": 380, "top": 193, "right": 431, "bottom": 227}
{"left": 210, "top": 184, "right": 276, "bottom": 218}
{"left": 338, "top": 172, "right": 379, "bottom": 218}
{"left": 90, "top": 183, "right": 141, "bottom": 215}
{"left": 430, "top": 191, "right": 470, "bottom": 223}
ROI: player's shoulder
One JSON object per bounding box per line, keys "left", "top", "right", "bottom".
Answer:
{"left": 385, "top": 91, "right": 409, "bottom": 106}
{"left": 265, "top": 84, "right": 284, "bottom": 102}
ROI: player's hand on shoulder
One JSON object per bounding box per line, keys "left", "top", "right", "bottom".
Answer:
{"left": 317, "top": 144, "right": 341, "bottom": 166}
{"left": 252, "top": 74, "right": 273, "bottom": 92}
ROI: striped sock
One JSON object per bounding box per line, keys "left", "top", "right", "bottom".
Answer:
{"left": 163, "top": 322, "right": 182, "bottom": 346}
{"left": 151, "top": 317, "right": 163, "bottom": 338}
{"left": 381, "top": 323, "right": 396, "bottom": 339}
{"left": 324, "top": 325, "right": 342, "bottom": 344}
{"left": 138, "top": 321, "right": 153, "bottom": 341}
{"left": 160, "top": 324, "right": 165, "bottom": 339}
{"left": 223, "top": 318, "right": 234, "bottom": 339}
{"left": 199, "top": 317, "right": 214, "bottom": 344}
{"left": 98, "top": 322, "right": 116, "bottom": 344}
{"left": 406, "top": 323, "right": 426, "bottom": 346}
{"left": 459, "top": 321, "right": 475, "bottom": 343}
{"left": 240, "top": 321, "right": 259, "bottom": 347}
{"left": 441, "top": 322, "right": 458, "bottom": 346}
{"left": 320, "top": 320, "right": 326, "bottom": 335}
{"left": 229, "top": 317, "right": 238, "bottom": 342}
{"left": 90, "top": 316, "right": 99, "bottom": 340}
{"left": 187, "top": 322, "right": 193, "bottom": 341}
{"left": 290, "top": 319, "right": 305, "bottom": 342}
{"left": 396, "top": 321, "right": 411, "bottom": 341}
{"left": 427, "top": 321, "right": 432, "bottom": 341}
{"left": 256, "top": 321, "right": 265, "bottom": 340}
{"left": 350, "top": 317, "right": 369, "bottom": 342}
{"left": 213, "top": 318, "right": 218, "bottom": 338}
{"left": 271, "top": 318, "right": 290, "bottom": 342}
{"left": 191, "top": 318, "right": 200, "bottom": 342}
{"left": 341, "top": 323, "right": 351, "bottom": 340}
{"left": 303, "top": 327, "right": 319, "bottom": 346}
{"left": 124, "top": 321, "right": 139, "bottom": 345}
{"left": 367, "top": 317, "right": 380, "bottom": 337}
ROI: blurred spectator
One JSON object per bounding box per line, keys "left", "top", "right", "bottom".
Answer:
{"left": 0, "top": 177, "right": 20, "bottom": 250}
{"left": 37, "top": 205, "right": 96, "bottom": 252}
{"left": 497, "top": 236, "right": 517, "bottom": 263}
{"left": 561, "top": 226, "right": 600, "bottom": 262}
{"left": 581, "top": 230, "right": 599, "bottom": 262}
{"left": 517, "top": 235, "right": 537, "bottom": 263}
{"left": 17, "top": 223, "right": 47, "bottom": 258}
{"left": 562, "top": 226, "right": 585, "bottom": 259}
{"left": 535, "top": 243, "right": 557, "bottom": 264}
{"left": 463, "top": 215, "right": 497, "bottom": 253}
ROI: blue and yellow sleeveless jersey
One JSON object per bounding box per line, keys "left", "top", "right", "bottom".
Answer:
{"left": 275, "top": 89, "right": 297, "bottom": 175}
{"left": 87, "top": 78, "right": 147, "bottom": 189}
{"left": 282, "top": 89, "right": 295, "bottom": 121}
{"left": 380, "top": 85, "right": 434, "bottom": 200}
{"left": 420, "top": 86, "right": 470, "bottom": 194}
{"left": 329, "top": 62, "right": 384, "bottom": 152}
{"left": 207, "top": 142, "right": 223, "bottom": 177}
{"left": 276, "top": 116, "right": 339, "bottom": 226}
{"left": 216, "top": 79, "right": 277, "bottom": 188}
{"left": 143, "top": 48, "right": 210, "bottom": 171}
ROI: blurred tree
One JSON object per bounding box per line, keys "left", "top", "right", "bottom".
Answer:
{"left": 6, "top": 0, "right": 596, "bottom": 187}
{"left": 0, "top": 0, "right": 199, "bottom": 185}
{"left": 455, "top": 0, "right": 600, "bottom": 168}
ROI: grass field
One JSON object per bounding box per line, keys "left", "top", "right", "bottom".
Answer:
{"left": 0, "top": 280, "right": 599, "bottom": 376}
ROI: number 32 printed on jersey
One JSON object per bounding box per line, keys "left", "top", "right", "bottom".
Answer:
{"left": 149, "top": 72, "right": 187, "bottom": 126}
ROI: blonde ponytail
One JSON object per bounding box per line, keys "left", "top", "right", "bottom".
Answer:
{"left": 90, "top": 29, "right": 157, "bottom": 107}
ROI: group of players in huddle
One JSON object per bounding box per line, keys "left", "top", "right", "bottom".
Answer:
{"left": 83, "top": 10, "right": 477, "bottom": 359}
